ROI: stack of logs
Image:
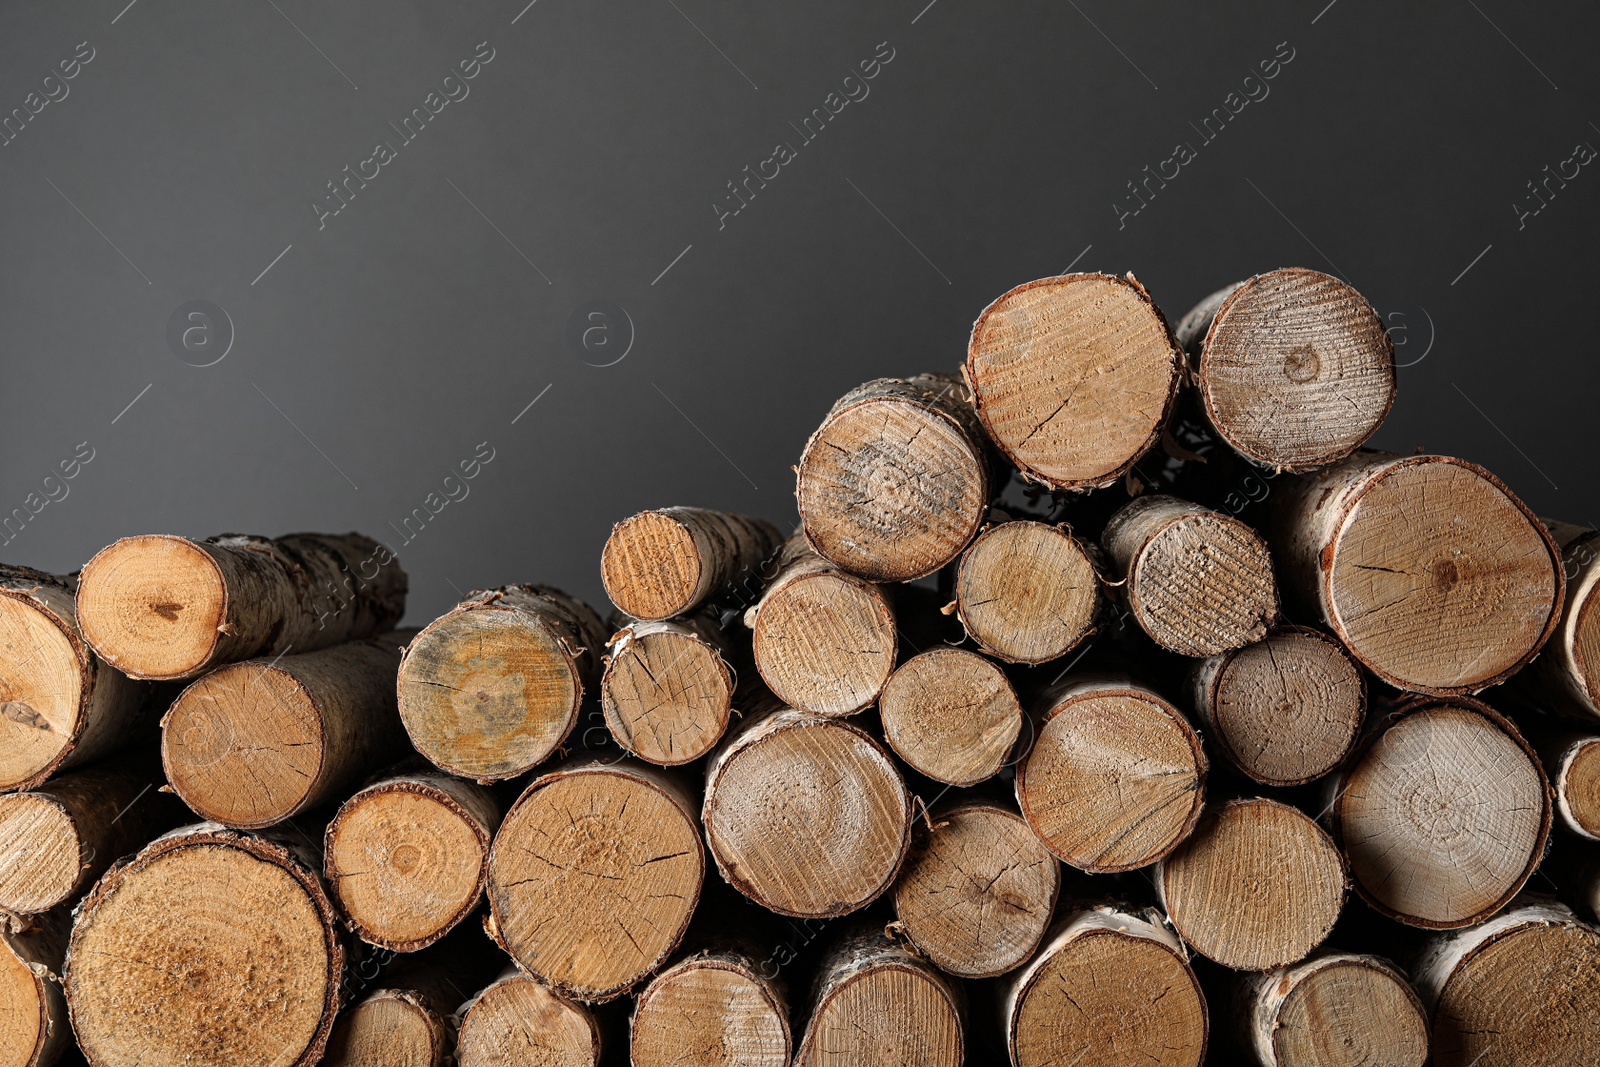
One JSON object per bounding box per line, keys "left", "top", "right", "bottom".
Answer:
{"left": 3, "top": 267, "right": 1599, "bottom": 1067}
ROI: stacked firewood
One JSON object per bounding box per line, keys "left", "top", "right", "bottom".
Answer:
{"left": 3, "top": 267, "right": 1598, "bottom": 1067}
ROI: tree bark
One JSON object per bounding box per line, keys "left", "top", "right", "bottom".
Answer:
{"left": 1173, "top": 268, "right": 1395, "bottom": 471}
{"left": 878, "top": 647, "right": 1022, "bottom": 786}
{"left": 631, "top": 946, "right": 791, "bottom": 1067}
{"left": 954, "top": 519, "right": 1102, "bottom": 664}
{"left": 965, "top": 271, "right": 1183, "bottom": 490}
{"left": 601, "top": 508, "right": 781, "bottom": 621}
{"left": 397, "top": 585, "right": 608, "bottom": 781}
{"left": 1525, "top": 518, "right": 1600, "bottom": 716}
{"left": 602, "top": 613, "right": 739, "bottom": 766}
{"left": 456, "top": 966, "right": 603, "bottom": 1067}
{"left": 1240, "top": 952, "right": 1427, "bottom": 1067}
{"left": 1264, "top": 452, "right": 1563, "bottom": 694}
{"left": 161, "top": 630, "right": 417, "bottom": 829}
{"left": 0, "top": 564, "right": 144, "bottom": 793}
{"left": 797, "top": 373, "right": 991, "bottom": 582}
{"left": 77, "top": 532, "right": 407, "bottom": 681}
{"left": 0, "top": 909, "right": 69, "bottom": 1067}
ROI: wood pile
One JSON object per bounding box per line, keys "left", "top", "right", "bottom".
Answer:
{"left": 3, "top": 266, "right": 1599, "bottom": 1067}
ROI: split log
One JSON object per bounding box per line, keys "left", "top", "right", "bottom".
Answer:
{"left": 965, "top": 272, "right": 1183, "bottom": 490}
{"left": 796, "top": 374, "right": 990, "bottom": 581}
{"left": 631, "top": 947, "right": 791, "bottom": 1067}
{"left": 878, "top": 647, "right": 1022, "bottom": 786}
{"left": 0, "top": 565, "right": 143, "bottom": 793}
{"left": 64, "top": 823, "right": 343, "bottom": 1067}
{"left": 1242, "top": 952, "right": 1427, "bottom": 1067}
{"left": 0, "top": 762, "right": 173, "bottom": 915}
{"left": 743, "top": 535, "right": 896, "bottom": 717}
{"left": 794, "top": 926, "right": 963, "bottom": 1067}
{"left": 1415, "top": 900, "right": 1600, "bottom": 1067}
{"left": 1266, "top": 452, "right": 1563, "bottom": 694}
{"left": 703, "top": 708, "right": 911, "bottom": 918}
{"left": 601, "top": 507, "right": 781, "bottom": 621}
{"left": 1526, "top": 519, "right": 1600, "bottom": 716}
{"left": 161, "top": 631, "right": 416, "bottom": 829}
{"left": 890, "top": 797, "right": 1059, "bottom": 978}
{"left": 1015, "top": 677, "right": 1206, "bottom": 873}
{"left": 953, "top": 519, "right": 1101, "bottom": 664}
{"left": 1004, "top": 905, "right": 1207, "bottom": 1067}
{"left": 485, "top": 759, "right": 703, "bottom": 1002}
{"left": 76, "top": 532, "right": 406, "bottom": 681}
{"left": 601, "top": 614, "right": 738, "bottom": 765}
{"left": 456, "top": 967, "right": 603, "bottom": 1067}
{"left": 1188, "top": 626, "right": 1366, "bottom": 787}
{"left": 324, "top": 772, "right": 500, "bottom": 951}
{"left": 397, "top": 585, "right": 608, "bottom": 781}
{"left": 1173, "top": 268, "right": 1395, "bottom": 471}
{"left": 0, "top": 910, "right": 69, "bottom": 1067}
{"left": 1102, "top": 494, "right": 1279, "bottom": 656}
{"left": 1332, "top": 698, "right": 1551, "bottom": 928}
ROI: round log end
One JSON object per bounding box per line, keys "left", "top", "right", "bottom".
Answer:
{"left": 1261, "top": 955, "right": 1428, "bottom": 1067}
{"left": 458, "top": 972, "right": 601, "bottom": 1067}
{"left": 1559, "top": 738, "right": 1600, "bottom": 839}
{"left": 750, "top": 572, "right": 894, "bottom": 717}
{"left": 323, "top": 991, "right": 447, "bottom": 1067}
{"left": 1127, "top": 508, "right": 1279, "bottom": 657}
{"left": 78, "top": 536, "right": 225, "bottom": 680}
{"left": 796, "top": 944, "right": 962, "bottom": 1067}
{"left": 0, "top": 592, "right": 90, "bottom": 792}
{"left": 1, "top": 917, "right": 65, "bottom": 1067}
{"left": 603, "top": 627, "right": 735, "bottom": 766}
{"left": 632, "top": 956, "right": 790, "bottom": 1067}
{"left": 0, "top": 793, "right": 79, "bottom": 914}
{"left": 879, "top": 648, "right": 1021, "bottom": 786}
{"left": 956, "top": 521, "right": 1099, "bottom": 664}
{"left": 602, "top": 511, "right": 708, "bottom": 622}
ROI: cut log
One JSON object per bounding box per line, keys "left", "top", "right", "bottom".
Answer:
{"left": 324, "top": 772, "right": 500, "bottom": 951}
{"left": 601, "top": 508, "right": 781, "bottom": 621}
{"left": 397, "top": 585, "right": 608, "bottom": 781}
{"left": 1539, "top": 730, "right": 1600, "bottom": 840}
{"left": 878, "top": 647, "right": 1022, "bottom": 786}
{"left": 1173, "top": 268, "right": 1395, "bottom": 471}
{"left": 794, "top": 926, "right": 963, "bottom": 1067}
{"left": 77, "top": 532, "right": 406, "bottom": 681}
{"left": 703, "top": 708, "right": 912, "bottom": 919}
{"left": 322, "top": 988, "right": 449, "bottom": 1067}
{"left": 1156, "top": 798, "right": 1346, "bottom": 971}
{"left": 456, "top": 967, "right": 602, "bottom": 1067}
{"left": 890, "top": 797, "right": 1059, "bottom": 978}
{"left": 1414, "top": 900, "right": 1600, "bottom": 1067}
{"left": 1332, "top": 698, "right": 1551, "bottom": 928}
{"left": 0, "top": 565, "right": 143, "bottom": 793}
{"left": 953, "top": 520, "right": 1101, "bottom": 664}
{"left": 0, "top": 762, "right": 173, "bottom": 915}
{"left": 965, "top": 272, "right": 1183, "bottom": 490}
{"left": 1102, "top": 494, "right": 1279, "bottom": 656}
{"left": 601, "top": 614, "right": 738, "bottom": 765}
{"left": 744, "top": 535, "right": 896, "bottom": 717}
{"left": 0, "top": 910, "right": 69, "bottom": 1067}
{"left": 1004, "top": 905, "right": 1207, "bottom": 1067}
{"left": 1015, "top": 677, "right": 1206, "bottom": 873}
{"left": 631, "top": 947, "right": 791, "bottom": 1067}
{"left": 161, "top": 631, "right": 416, "bottom": 829}
{"left": 1527, "top": 519, "right": 1600, "bottom": 716}
{"left": 64, "top": 823, "right": 343, "bottom": 1067}
{"left": 796, "top": 374, "right": 990, "bottom": 582}
{"left": 1242, "top": 952, "right": 1428, "bottom": 1067}
{"left": 485, "top": 759, "right": 703, "bottom": 1002}
{"left": 1188, "top": 626, "right": 1366, "bottom": 787}
{"left": 1266, "top": 453, "right": 1563, "bottom": 694}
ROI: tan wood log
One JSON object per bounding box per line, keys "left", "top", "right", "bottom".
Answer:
{"left": 324, "top": 771, "right": 500, "bottom": 952}
{"left": 796, "top": 373, "right": 991, "bottom": 582}
{"left": 0, "top": 910, "right": 69, "bottom": 1067}
{"left": 631, "top": 946, "right": 791, "bottom": 1067}
{"left": 1414, "top": 900, "right": 1600, "bottom": 1066}
{"left": 485, "top": 758, "right": 703, "bottom": 1002}
{"left": 601, "top": 613, "right": 739, "bottom": 765}
{"left": 743, "top": 535, "right": 895, "bottom": 717}
{"left": 890, "top": 797, "right": 1058, "bottom": 978}
{"left": 953, "top": 519, "right": 1102, "bottom": 664}
{"left": 77, "top": 532, "right": 406, "bottom": 681}
{"left": 1530, "top": 726, "right": 1600, "bottom": 840}
{"left": 965, "top": 271, "right": 1183, "bottom": 490}
{"left": 601, "top": 507, "right": 781, "bottom": 622}
{"left": 456, "top": 966, "right": 602, "bottom": 1067}
{"left": 1015, "top": 676, "right": 1206, "bottom": 873}
{"left": 1526, "top": 519, "right": 1600, "bottom": 716}
{"left": 702, "top": 707, "right": 912, "bottom": 919}
{"left": 1188, "top": 626, "right": 1366, "bottom": 787}
{"left": 878, "top": 647, "right": 1022, "bottom": 786}
{"left": 1102, "top": 494, "right": 1279, "bottom": 656}
{"left": 64, "top": 823, "right": 344, "bottom": 1067}
{"left": 1241, "top": 952, "right": 1428, "bottom": 1067}
{"left": 1173, "top": 268, "right": 1395, "bottom": 471}
{"left": 1332, "top": 697, "right": 1551, "bottom": 928}
{"left": 1004, "top": 905, "right": 1207, "bottom": 1067}
{"left": 397, "top": 585, "right": 608, "bottom": 781}
{"left": 1265, "top": 452, "right": 1563, "bottom": 694}
{"left": 794, "top": 926, "right": 963, "bottom": 1067}
{"left": 161, "top": 630, "right": 417, "bottom": 829}
{"left": 322, "top": 988, "right": 449, "bottom": 1067}
{"left": 0, "top": 565, "right": 144, "bottom": 793}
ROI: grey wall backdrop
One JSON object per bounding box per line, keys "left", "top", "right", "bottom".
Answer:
{"left": 2, "top": 0, "right": 1595, "bottom": 626}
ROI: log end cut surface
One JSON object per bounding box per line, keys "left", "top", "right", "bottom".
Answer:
{"left": 1129, "top": 511, "right": 1278, "bottom": 657}
{"left": 601, "top": 511, "right": 706, "bottom": 622}
{"left": 956, "top": 521, "right": 1099, "bottom": 664}
{"left": 0, "top": 928, "right": 55, "bottom": 1067}
{"left": 78, "top": 536, "right": 225, "bottom": 680}
{"left": 0, "top": 794, "right": 79, "bottom": 915}
{"left": 632, "top": 958, "right": 790, "bottom": 1067}
{"left": 879, "top": 648, "right": 1021, "bottom": 786}
{"left": 458, "top": 974, "right": 600, "bottom": 1067}
{"left": 796, "top": 964, "right": 962, "bottom": 1067}
{"left": 604, "top": 628, "right": 734, "bottom": 766}
{"left": 751, "top": 574, "right": 894, "bottom": 717}
{"left": 0, "top": 595, "right": 85, "bottom": 791}
{"left": 1562, "top": 739, "right": 1600, "bottom": 838}
{"left": 323, "top": 995, "right": 444, "bottom": 1067}
{"left": 1271, "top": 958, "right": 1428, "bottom": 1067}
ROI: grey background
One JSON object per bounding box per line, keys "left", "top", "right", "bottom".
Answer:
{"left": 2, "top": 0, "right": 1595, "bottom": 626}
